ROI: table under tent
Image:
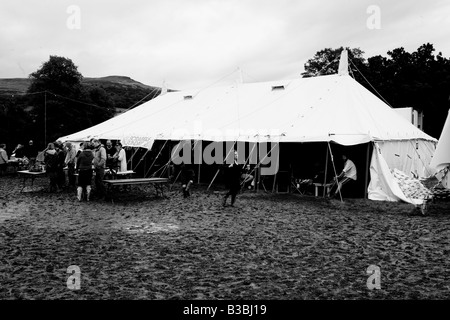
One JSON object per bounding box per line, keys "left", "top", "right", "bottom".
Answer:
{"left": 58, "top": 50, "right": 437, "bottom": 205}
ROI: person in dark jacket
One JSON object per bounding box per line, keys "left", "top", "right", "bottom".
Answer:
{"left": 24, "top": 140, "right": 38, "bottom": 160}
{"left": 223, "top": 151, "right": 243, "bottom": 207}
{"left": 54, "top": 141, "right": 66, "bottom": 190}
{"left": 44, "top": 143, "right": 59, "bottom": 192}
{"left": 76, "top": 143, "right": 94, "bottom": 201}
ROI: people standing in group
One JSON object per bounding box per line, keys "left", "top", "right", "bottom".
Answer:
{"left": 92, "top": 138, "right": 107, "bottom": 199}
{"left": 113, "top": 142, "right": 127, "bottom": 172}
{"left": 76, "top": 143, "right": 94, "bottom": 201}
{"left": 44, "top": 143, "right": 59, "bottom": 192}
{"left": 64, "top": 142, "right": 77, "bottom": 188}
{"left": 0, "top": 144, "right": 8, "bottom": 176}
{"left": 223, "top": 151, "right": 244, "bottom": 207}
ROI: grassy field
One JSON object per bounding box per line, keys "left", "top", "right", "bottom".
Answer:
{"left": 0, "top": 175, "right": 449, "bottom": 300}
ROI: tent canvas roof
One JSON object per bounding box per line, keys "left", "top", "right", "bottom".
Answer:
{"left": 59, "top": 74, "right": 436, "bottom": 147}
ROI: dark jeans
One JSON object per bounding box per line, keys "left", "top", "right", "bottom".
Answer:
{"left": 0, "top": 163, "right": 6, "bottom": 176}
{"left": 94, "top": 167, "right": 105, "bottom": 197}
{"left": 57, "top": 168, "right": 65, "bottom": 188}
{"left": 48, "top": 171, "right": 58, "bottom": 192}
{"left": 67, "top": 163, "right": 76, "bottom": 186}
{"left": 224, "top": 184, "right": 240, "bottom": 205}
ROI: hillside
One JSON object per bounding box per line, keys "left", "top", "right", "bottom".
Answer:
{"left": 82, "top": 76, "right": 162, "bottom": 109}
{"left": 0, "top": 76, "right": 166, "bottom": 109}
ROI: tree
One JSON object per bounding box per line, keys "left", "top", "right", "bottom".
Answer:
{"left": 302, "top": 47, "right": 367, "bottom": 79}
{"left": 302, "top": 44, "right": 450, "bottom": 139}
{"left": 366, "top": 44, "right": 450, "bottom": 138}
{"left": 28, "top": 55, "right": 83, "bottom": 96}
{"left": 0, "top": 94, "right": 31, "bottom": 151}
{"left": 26, "top": 55, "right": 115, "bottom": 145}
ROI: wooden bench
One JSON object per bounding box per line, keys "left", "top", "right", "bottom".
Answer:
{"left": 103, "top": 177, "right": 169, "bottom": 202}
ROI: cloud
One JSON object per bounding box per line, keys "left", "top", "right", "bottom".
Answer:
{"left": 1, "top": 0, "right": 450, "bottom": 90}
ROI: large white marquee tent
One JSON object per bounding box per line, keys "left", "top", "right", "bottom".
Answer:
{"left": 59, "top": 52, "right": 437, "bottom": 203}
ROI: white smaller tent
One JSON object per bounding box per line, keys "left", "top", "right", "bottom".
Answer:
{"left": 429, "top": 109, "right": 450, "bottom": 188}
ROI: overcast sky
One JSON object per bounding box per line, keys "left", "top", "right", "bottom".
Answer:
{"left": 1, "top": 0, "right": 450, "bottom": 91}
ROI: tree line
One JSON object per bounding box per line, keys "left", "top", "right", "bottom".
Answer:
{"left": 0, "top": 56, "right": 117, "bottom": 153}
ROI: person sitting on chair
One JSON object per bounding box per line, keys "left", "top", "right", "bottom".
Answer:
{"left": 241, "top": 164, "right": 255, "bottom": 190}
{"left": 328, "top": 154, "right": 357, "bottom": 198}
{"left": 180, "top": 163, "right": 195, "bottom": 198}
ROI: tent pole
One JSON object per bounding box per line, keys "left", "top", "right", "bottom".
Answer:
{"left": 132, "top": 147, "right": 151, "bottom": 175}
{"left": 364, "top": 142, "right": 371, "bottom": 199}
{"left": 144, "top": 140, "right": 169, "bottom": 177}
{"left": 271, "top": 147, "right": 279, "bottom": 193}
{"left": 207, "top": 141, "right": 236, "bottom": 191}
{"left": 170, "top": 169, "right": 182, "bottom": 191}
{"left": 256, "top": 143, "right": 260, "bottom": 193}
{"left": 323, "top": 142, "right": 329, "bottom": 197}
{"left": 328, "top": 142, "right": 344, "bottom": 202}
{"left": 207, "top": 167, "right": 220, "bottom": 191}
{"left": 272, "top": 173, "right": 277, "bottom": 193}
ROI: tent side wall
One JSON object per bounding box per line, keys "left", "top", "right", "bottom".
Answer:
{"left": 375, "top": 140, "right": 436, "bottom": 178}
{"left": 368, "top": 139, "right": 436, "bottom": 203}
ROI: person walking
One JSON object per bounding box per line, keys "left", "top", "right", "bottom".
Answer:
{"left": 223, "top": 151, "right": 243, "bottom": 207}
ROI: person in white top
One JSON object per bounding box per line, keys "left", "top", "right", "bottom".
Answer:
{"left": 113, "top": 142, "right": 127, "bottom": 172}
{"left": 329, "top": 154, "right": 357, "bottom": 198}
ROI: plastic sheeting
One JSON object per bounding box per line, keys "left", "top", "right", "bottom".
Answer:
{"left": 374, "top": 140, "right": 436, "bottom": 178}
{"left": 368, "top": 141, "right": 435, "bottom": 205}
